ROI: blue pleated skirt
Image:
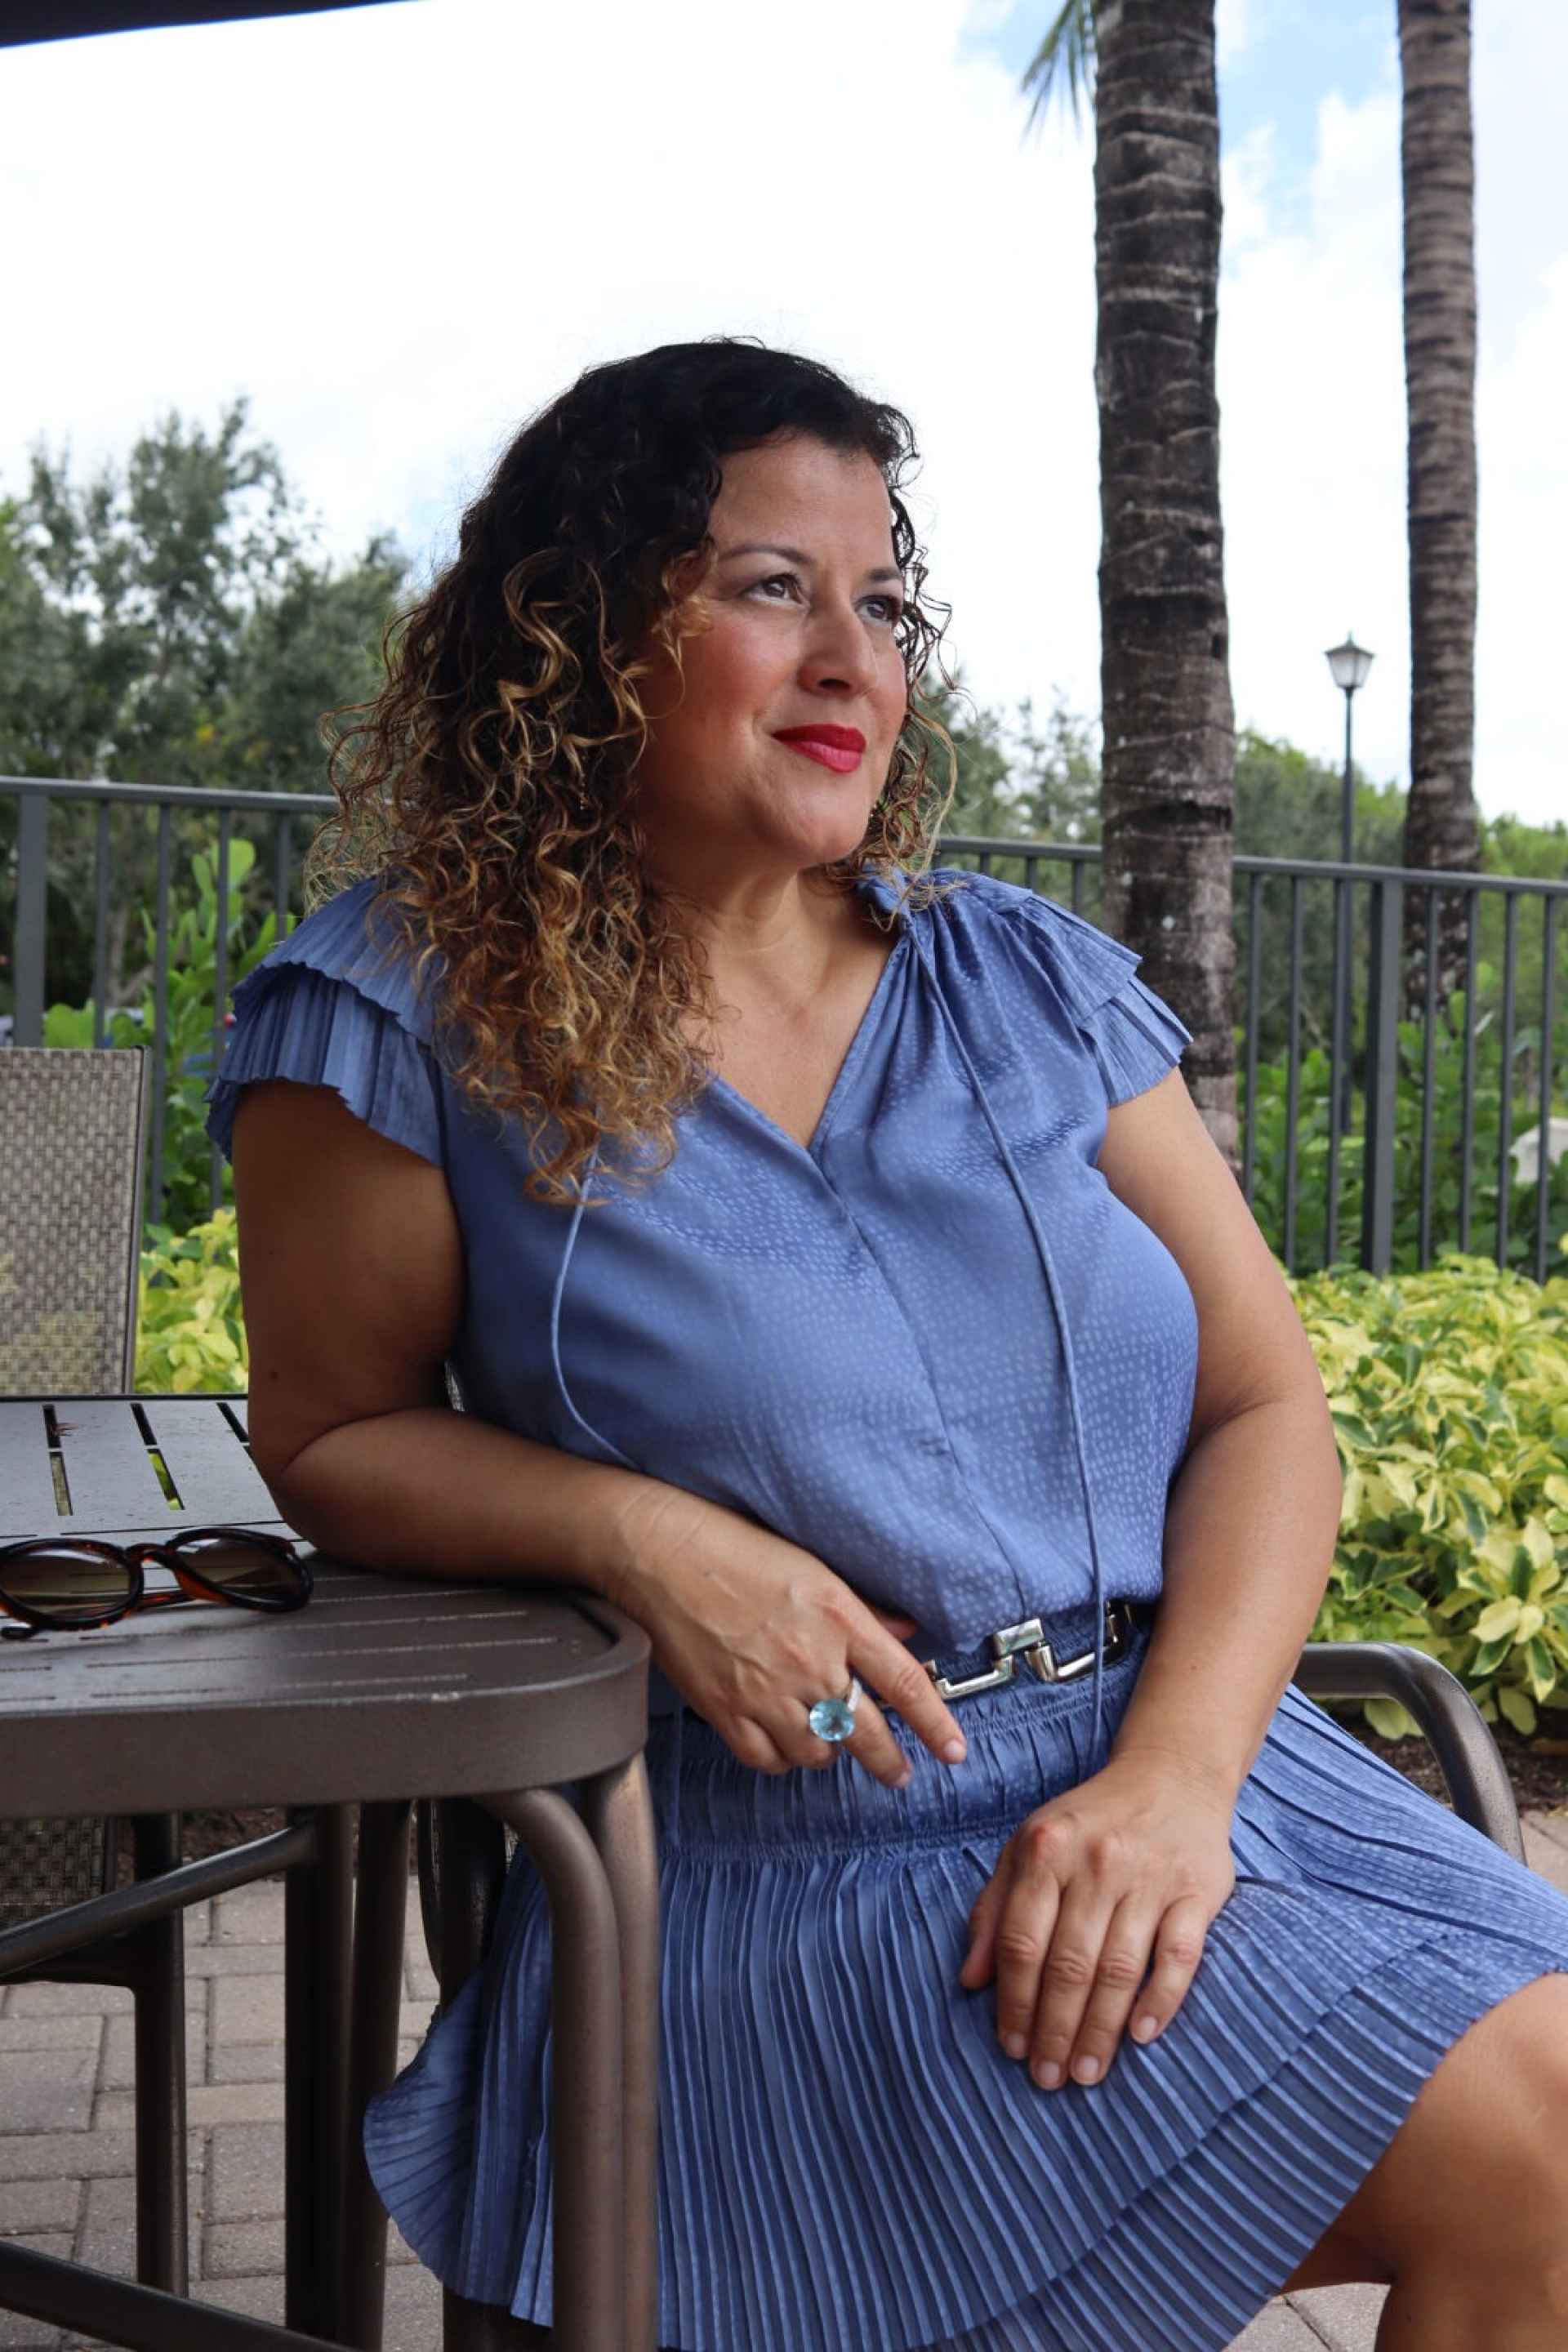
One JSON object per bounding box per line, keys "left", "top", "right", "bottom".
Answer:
{"left": 364, "top": 1616, "right": 1568, "bottom": 2351}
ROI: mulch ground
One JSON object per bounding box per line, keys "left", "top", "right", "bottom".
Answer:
{"left": 173, "top": 1708, "right": 1568, "bottom": 1868}
{"left": 1335, "top": 1708, "right": 1568, "bottom": 1815}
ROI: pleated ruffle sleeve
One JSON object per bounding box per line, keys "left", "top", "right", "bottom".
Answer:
{"left": 983, "top": 880, "right": 1194, "bottom": 1107}
{"left": 204, "top": 876, "right": 444, "bottom": 1171}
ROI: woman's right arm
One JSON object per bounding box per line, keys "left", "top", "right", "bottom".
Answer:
{"left": 232, "top": 1077, "right": 969, "bottom": 1786}
{"left": 233, "top": 1076, "right": 668, "bottom": 1596}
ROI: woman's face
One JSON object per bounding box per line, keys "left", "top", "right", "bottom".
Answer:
{"left": 630, "top": 432, "right": 910, "bottom": 905}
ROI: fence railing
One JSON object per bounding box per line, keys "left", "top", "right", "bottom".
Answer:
{"left": 3, "top": 777, "right": 1566, "bottom": 1282}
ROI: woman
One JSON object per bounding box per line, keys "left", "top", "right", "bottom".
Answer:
{"left": 209, "top": 338, "right": 1568, "bottom": 2352}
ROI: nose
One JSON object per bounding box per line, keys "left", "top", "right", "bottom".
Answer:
{"left": 799, "top": 593, "right": 884, "bottom": 697}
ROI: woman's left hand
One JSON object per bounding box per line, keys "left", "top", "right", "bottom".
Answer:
{"left": 958, "top": 1751, "right": 1236, "bottom": 2090}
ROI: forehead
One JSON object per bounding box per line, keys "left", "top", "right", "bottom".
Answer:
{"left": 711, "top": 435, "right": 896, "bottom": 554}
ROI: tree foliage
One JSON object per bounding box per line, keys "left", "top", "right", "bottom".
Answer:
{"left": 0, "top": 399, "right": 408, "bottom": 1017}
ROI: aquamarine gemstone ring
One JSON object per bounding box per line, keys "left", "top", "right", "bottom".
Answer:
{"left": 807, "top": 1676, "right": 862, "bottom": 1744}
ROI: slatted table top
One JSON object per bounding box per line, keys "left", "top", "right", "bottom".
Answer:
{"left": 0, "top": 1395, "right": 649, "bottom": 1818}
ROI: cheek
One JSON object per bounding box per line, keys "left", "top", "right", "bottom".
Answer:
{"left": 876, "top": 649, "right": 910, "bottom": 733}
{"left": 685, "top": 599, "right": 777, "bottom": 675}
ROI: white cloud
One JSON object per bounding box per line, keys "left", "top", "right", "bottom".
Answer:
{"left": 0, "top": 0, "right": 1563, "bottom": 829}
{"left": 1215, "top": 0, "right": 1259, "bottom": 74}
{"left": 1, "top": 0, "right": 1097, "bottom": 731}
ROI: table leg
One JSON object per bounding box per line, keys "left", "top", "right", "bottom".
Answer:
{"left": 130, "top": 1813, "right": 188, "bottom": 2294}
{"left": 340, "top": 1800, "right": 413, "bottom": 2352}
{"left": 579, "top": 1757, "right": 660, "bottom": 2352}
{"left": 284, "top": 1805, "right": 354, "bottom": 2341}
{"left": 480, "top": 1788, "right": 624, "bottom": 2352}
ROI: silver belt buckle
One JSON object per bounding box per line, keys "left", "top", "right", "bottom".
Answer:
{"left": 923, "top": 1602, "right": 1135, "bottom": 1703}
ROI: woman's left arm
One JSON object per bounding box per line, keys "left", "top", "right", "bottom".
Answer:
{"left": 960, "top": 1067, "right": 1345, "bottom": 2089}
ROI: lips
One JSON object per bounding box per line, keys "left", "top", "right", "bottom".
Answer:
{"left": 773, "top": 724, "right": 866, "bottom": 774}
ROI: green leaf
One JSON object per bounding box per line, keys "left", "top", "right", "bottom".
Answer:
{"left": 1363, "top": 1698, "right": 1420, "bottom": 1742}
{"left": 1474, "top": 1597, "right": 1523, "bottom": 1643}
{"left": 1497, "top": 1685, "right": 1538, "bottom": 1736}
{"left": 1526, "top": 1637, "right": 1558, "bottom": 1701}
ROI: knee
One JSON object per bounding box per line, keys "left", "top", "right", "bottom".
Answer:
{"left": 1397, "top": 1976, "right": 1568, "bottom": 2279}
{"left": 1325, "top": 1976, "right": 1568, "bottom": 2278}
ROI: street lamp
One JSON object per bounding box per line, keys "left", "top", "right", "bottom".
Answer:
{"left": 1325, "top": 632, "right": 1374, "bottom": 862}
{"left": 1323, "top": 632, "right": 1374, "bottom": 1150}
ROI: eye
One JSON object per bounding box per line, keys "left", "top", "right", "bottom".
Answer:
{"left": 746, "top": 571, "right": 804, "bottom": 603}
{"left": 746, "top": 572, "right": 905, "bottom": 625}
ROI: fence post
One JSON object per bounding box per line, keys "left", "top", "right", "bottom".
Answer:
{"left": 1360, "top": 875, "right": 1404, "bottom": 1276}
{"left": 11, "top": 793, "right": 49, "bottom": 1048}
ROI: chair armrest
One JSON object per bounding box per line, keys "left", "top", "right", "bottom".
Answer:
{"left": 1296, "top": 1641, "right": 1524, "bottom": 1860}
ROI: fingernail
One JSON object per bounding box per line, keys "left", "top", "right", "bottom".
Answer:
{"left": 1002, "top": 2031, "right": 1027, "bottom": 2060}
{"left": 942, "top": 1737, "right": 966, "bottom": 1764}
{"left": 893, "top": 1763, "right": 913, "bottom": 1788}
{"left": 1130, "top": 2013, "right": 1158, "bottom": 2044}
{"left": 1032, "top": 2059, "right": 1061, "bottom": 2089}
{"left": 1071, "top": 2054, "right": 1101, "bottom": 2085}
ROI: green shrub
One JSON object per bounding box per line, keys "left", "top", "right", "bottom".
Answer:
{"left": 135, "top": 1210, "right": 247, "bottom": 1394}
{"left": 1291, "top": 1242, "right": 1568, "bottom": 1736}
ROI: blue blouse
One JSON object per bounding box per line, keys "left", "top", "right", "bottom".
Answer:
{"left": 207, "top": 865, "right": 1197, "bottom": 1694}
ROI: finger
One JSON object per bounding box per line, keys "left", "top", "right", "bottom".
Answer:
{"left": 1126, "top": 1895, "right": 1211, "bottom": 2048}
{"left": 957, "top": 1850, "right": 1013, "bottom": 1991}
{"left": 724, "top": 1715, "right": 796, "bottom": 1778}
{"left": 840, "top": 1691, "right": 918, "bottom": 1788}
{"left": 774, "top": 1685, "right": 913, "bottom": 1790}
{"left": 817, "top": 1693, "right": 911, "bottom": 1778}
{"left": 1022, "top": 1875, "right": 1120, "bottom": 2090}
{"left": 989, "top": 1814, "right": 1076, "bottom": 2063}
{"left": 1062, "top": 1893, "right": 1162, "bottom": 2087}
{"left": 858, "top": 1626, "right": 969, "bottom": 1769}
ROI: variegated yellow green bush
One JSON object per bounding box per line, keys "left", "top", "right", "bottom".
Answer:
{"left": 1289, "top": 1242, "right": 1568, "bottom": 1739}
{"left": 135, "top": 1211, "right": 247, "bottom": 1395}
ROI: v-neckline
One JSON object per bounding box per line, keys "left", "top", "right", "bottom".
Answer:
{"left": 706, "top": 870, "right": 911, "bottom": 1163}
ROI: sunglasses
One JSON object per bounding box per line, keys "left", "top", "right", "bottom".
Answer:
{"left": 0, "top": 1528, "right": 310, "bottom": 1642}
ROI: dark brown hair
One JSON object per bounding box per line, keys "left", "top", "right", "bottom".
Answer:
{"left": 312, "top": 336, "right": 960, "bottom": 1204}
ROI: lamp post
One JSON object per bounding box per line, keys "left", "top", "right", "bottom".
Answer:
{"left": 1325, "top": 633, "right": 1374, "bottom": 860}
{"left": 1324, "top": 632, "right": 1374, "bottom": 1143}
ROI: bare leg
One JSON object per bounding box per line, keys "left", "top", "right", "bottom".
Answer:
{"left": 1280, "top": 1973, "right": 1568, "bottom": 2344}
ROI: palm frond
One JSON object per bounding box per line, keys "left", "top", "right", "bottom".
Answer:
{"left": 1019, "top": 0, "right": 1097, "bottom": 136}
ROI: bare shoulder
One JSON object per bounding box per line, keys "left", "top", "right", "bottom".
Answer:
{"left": 1096, "top": 1070, "right": 1325, "bottom": 1446}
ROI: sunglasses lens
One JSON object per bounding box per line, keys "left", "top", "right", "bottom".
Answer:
{"left": 173, "top": 1535, "right": 305, "bottom": 1605}
{"left": 0, "top": 1544, "right": 136, "bottom": 1624}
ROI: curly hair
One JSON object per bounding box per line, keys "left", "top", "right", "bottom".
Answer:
{"left": 311, "top": 336, "right": 964, "bottom": 1206}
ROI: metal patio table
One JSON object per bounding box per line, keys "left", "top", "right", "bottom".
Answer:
{"left": 0, "top": 1392, "right": 659, "bottom": 2352}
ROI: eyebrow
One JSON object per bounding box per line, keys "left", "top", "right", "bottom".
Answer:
{"left": 716, "top": 541, "right": 903, "bottom": 586}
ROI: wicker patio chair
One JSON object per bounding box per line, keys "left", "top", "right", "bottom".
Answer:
{"left": 0, "top": 1046, "right": 191, "bottom": 2292}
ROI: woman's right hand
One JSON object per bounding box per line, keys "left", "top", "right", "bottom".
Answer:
{"left": 608, "top": 1483, "right": 969, "bottom": 1786}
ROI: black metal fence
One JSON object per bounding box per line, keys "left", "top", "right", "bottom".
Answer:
{"left": 4, "top": 776, "right": 1565, "bottom": 1282}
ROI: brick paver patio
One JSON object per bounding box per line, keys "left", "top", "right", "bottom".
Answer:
{"left": 3, "top": 1811, "right": 1566, "bottom": 2351}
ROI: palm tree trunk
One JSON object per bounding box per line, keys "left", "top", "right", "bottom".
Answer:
{"left": 1398, "top": 0, "right": 1481, "bottom": 1018}
{"left": 1094, "top": 0, "right": 1238, "bottom": 1166}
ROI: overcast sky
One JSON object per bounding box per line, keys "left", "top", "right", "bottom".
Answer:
{"left": 3, "top": 0, "right": 1564, "bottom": 828}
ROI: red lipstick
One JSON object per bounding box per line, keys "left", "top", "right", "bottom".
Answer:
{"left": 773, "top": 725, "right": 866, "bottom": 774}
